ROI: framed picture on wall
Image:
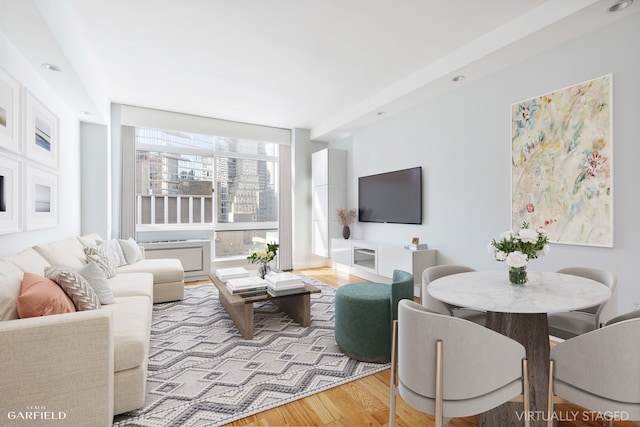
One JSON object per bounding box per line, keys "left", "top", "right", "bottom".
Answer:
{"left": 24, "top": 89, "right": 58, "bottom": 169}
{"left": 511, "top": 74, "right": 613, "bottom": 247}
{"left": 0, "top": 154, "right": 22, "bottom": 234}
{"left": 0, "top": 67, "right": 21, "bottom": 154}
{"left": 25, "top": 164, "right": 58, "bottom": 230}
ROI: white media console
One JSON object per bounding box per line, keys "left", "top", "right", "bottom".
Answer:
{"left": 330, "top": 238, "right": 437, "bottom": 289}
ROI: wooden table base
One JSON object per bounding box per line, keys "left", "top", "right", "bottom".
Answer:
{"left": 478, "top": 312, "right": 555, "bottom": 427}
{"left": 211, "top": 274, "right": 319, "bottom": 340}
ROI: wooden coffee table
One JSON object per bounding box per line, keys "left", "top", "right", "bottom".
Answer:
{"left": 210, "top": 273, "right": 321, "bottom": 339}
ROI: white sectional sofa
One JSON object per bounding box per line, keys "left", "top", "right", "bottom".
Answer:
{"left": 0, "top": 234, "right": 185, "bottom": 426}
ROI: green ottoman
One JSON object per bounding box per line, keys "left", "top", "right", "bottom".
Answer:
{"left": 335, "top": 282, "right": 392, "bottom": 362}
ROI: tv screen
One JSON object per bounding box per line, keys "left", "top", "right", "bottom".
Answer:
{"left": 358, "top": 166, "right": 422, "bottom": 224}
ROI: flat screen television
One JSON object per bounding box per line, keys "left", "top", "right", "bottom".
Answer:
{"left": 358, "top": 166, "right": 422, "bottom": 224}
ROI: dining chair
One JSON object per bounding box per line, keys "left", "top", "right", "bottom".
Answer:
{"left": 390, "top": 299, "right": 530, "bottom": 427}
{"left": 421, "top": 265, "right": 486, "bottom": 326}
{"left": 547, "top": 267, "right": 617, "bottom": 339}
{"left": 605, "top": 309, "right": 640, "bottom": 326}
{"left": 547, "top": 316, "right": 640, "bottom": 427}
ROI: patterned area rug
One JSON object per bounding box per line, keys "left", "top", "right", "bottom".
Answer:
{"left": 113, "top": 276, "right": 389, "bottom": 426}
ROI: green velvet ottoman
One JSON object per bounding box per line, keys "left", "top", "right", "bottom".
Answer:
{"left": 335, "top": 282, "right": 392, "bottom": 362}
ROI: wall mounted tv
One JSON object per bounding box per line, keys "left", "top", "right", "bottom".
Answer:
{"left": 358, "top": 166, "right": 422, "bottom": 224}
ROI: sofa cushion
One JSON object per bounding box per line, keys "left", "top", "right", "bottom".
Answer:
{"left": 78, "top": 261, "right": 117, "bottom": 305}
{"left": 85, "top": 245, "right": 119, "bottom": 278}
{"left": 117, "top": 258, "right": 184, "bottom": 284}
{"left": 108, "top": 273, "right": 154, "bottom": 301}
{"left": 102, "top": 296, "right": 151, "bottom": 372}
{"left": 45, "top": 266, "right": 102, "bottom": 311}
{"left": 6, "top": 248, "right": 51, "bottom": 276}
{"left": 17, "top": 273, "right": 76, "bottom": 318}
{"left": 34, "top": 237, "right": 87, "bottom": 268}
{"left": 77, "top": 232, "right": 103, "bottom": 249}
{"left": 118, "top": 238, "right": 142, "bottom": 265}
{"left": 0, "top": 259, "right": 25, "bottom": 320}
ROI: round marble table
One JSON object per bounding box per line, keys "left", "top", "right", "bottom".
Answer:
{"left": 428, "top": 271, "right": 611, "bottom": 427}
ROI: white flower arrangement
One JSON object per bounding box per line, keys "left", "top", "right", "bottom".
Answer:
{"left": 247, "top": 242, "right": 279, "bottom": 264}
{"left": 488, "top": 222, "right": 550, "bottom": 268}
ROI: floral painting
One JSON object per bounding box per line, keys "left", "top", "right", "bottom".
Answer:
{"left": 511, "top": 75, "right": 613, "bottom": 247}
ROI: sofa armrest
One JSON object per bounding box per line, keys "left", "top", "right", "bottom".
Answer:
{"left": 138, "top": 245, "right": 146, "bottom": 259}
{"left": 0, "top": 310, "right": 114, "bottom": 427}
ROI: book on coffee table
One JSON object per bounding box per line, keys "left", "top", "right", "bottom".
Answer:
{"left": 216, "top": 267, "right": 250, "bottom": 282}
{"left": 226, "top": 276, "right": 268, "bottom": 294}
{"left": 267, "top": 286, "right": 306, "bottom": 297}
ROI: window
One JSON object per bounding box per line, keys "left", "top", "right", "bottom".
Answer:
{"left": 130, "top": 126, "right": 279, "bottom": 259}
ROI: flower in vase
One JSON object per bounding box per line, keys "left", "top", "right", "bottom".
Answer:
{"left": 489, "top": 222, "right": 550, "bottom": 267}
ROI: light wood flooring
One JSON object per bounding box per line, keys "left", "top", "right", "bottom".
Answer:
{"left": 189, "top": 267, "right": 637, "bottom": 427}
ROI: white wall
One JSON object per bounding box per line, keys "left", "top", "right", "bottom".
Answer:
{"left": 0, "top": 31, "right": 81, "bottom": 257}
{"left": 80, "top": 122, "right": 109, "bottom": 237}
{"left": 338, "top": 12, "right": 640, "bottom": 317}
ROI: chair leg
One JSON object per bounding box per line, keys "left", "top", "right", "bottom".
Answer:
{"left": 547, "top": 360, "right": 555, "bottom": 427}
{"left": 389, "top": 320, "right": 398, "bottom": 427}
{"left": 522, "top": 359, "right": 530, "bottom": 427}
{"left": 435, "top": 340, "right": 444, "bottom": 427}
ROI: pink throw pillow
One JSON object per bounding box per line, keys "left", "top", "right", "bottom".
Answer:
{"left": 17, "top": 273, "right": 76, "bottom": 318}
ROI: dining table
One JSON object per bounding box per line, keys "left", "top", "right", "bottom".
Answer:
{"left": 427, "top": 270, "right": 612, "bottom": 427}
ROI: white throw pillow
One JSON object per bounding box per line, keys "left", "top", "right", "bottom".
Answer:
{"left": 118, "top": 238, "right": 142, "bottom": 265}
{"left": 97, "top": 239, "right": 127, "bottom": 267}
{"left": 77, "top": 261, "right": 116, "bottom": 305}
{"left": 84, "top": 245, "right": 118, "bottom": 278}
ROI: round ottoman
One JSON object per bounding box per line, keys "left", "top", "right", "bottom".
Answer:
{"left": 334, "top": 282, "right": 392, "bottom": 363}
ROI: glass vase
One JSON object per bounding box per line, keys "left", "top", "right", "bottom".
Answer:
{"left": 509, "top": 266, "right": 527, "bottom": 285}
{"left": 258, "top": 262, "right": 270, "bottom": 279}
{"left": 342, "top": 225, "right": 351, "bottom": 239}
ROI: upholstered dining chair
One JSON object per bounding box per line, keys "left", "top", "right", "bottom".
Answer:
{"left": 421, "top": 265, "right": 486, "bottom": 326}
{"left": 390, "top": 299, "right": 530, "bottom": 427}
{"left": 605, "top": 309, "right": 640, "bottom": 326}
{"left": 547, "top": 316, "right": 640, "bottom": 427}
{"left": 547, "top": 267, "right": 617, "bottom": 339}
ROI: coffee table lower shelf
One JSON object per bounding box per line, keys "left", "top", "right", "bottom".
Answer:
{"left": 210, "top": 274, "right": 320, "bottom": 340}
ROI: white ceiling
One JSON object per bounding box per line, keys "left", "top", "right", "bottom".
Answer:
{"left": 2, "top": 0, "right": 638, "bottom": 141}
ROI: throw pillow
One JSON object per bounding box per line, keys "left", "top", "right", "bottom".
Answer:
{"left": 17, "top": 273, "right": 76, "bottom": 318}
{"left": 45, "top": 266, "right": 102, "bottom": 311}
{"left": 77, "top": 261, "right": 117, "bottom": 305}
{"left": 118, "top": 238, "right": 142, "bottom": 265}
{"left": 85, "top": 245, "right": 118, "bottom": 278}
{"left": 97, "top": 239, "right": 127, "bottom": 267}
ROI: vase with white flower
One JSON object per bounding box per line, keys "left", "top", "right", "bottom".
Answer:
{"left": 336, "top": 208, "right": 357, "bottom": 239}
{"left": 247, "top": 242, "right": 279, "bottom": 279}
{"left": 488, "top": 222, "right": 550, "bottom": 285}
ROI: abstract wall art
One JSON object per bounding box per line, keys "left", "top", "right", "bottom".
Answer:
{"left": 511, "top": 74, "right": 613, "bottom": 247}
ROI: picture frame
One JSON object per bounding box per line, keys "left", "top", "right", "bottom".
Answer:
{"left": 511, "top": 74, "right": 613, "bottom": 247}
{"left": 25, "top": 164, "right": 58, "bottom": 230}
{"left": 0, "top": 154, "right": 22, "bottom": 234}
{"left": 24, "top": 89, "right": 58, "bottom": 169}
{"left": 0, "top": 67, "right": 21, "bottom": 154}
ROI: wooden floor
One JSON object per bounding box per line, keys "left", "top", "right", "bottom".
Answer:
{"left": 192, "top": 267, "right": 637, "bottom": 427}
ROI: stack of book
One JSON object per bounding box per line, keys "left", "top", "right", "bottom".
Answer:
{"left": 215, "top": 267, "right": 250, "bottom": 282}
{"left": 226, "top": 276, "right": 268, "bottom": 300}
{"left": 403, "top": 243, "right": 429, "bottom": 251}
{"left": 264, "top": 272, "right": 306, "bottom": 297}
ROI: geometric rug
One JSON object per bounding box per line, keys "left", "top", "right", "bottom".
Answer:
{"left": 112, "top": 276, "right": 389, "bottom": 426}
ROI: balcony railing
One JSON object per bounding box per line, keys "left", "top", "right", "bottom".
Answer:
{"left": 136, "top": 194, "right": 214, "bottom": 225}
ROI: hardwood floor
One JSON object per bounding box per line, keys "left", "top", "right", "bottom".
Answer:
{"left": 196, "top": 267, "right": 637, "bottom": 427}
